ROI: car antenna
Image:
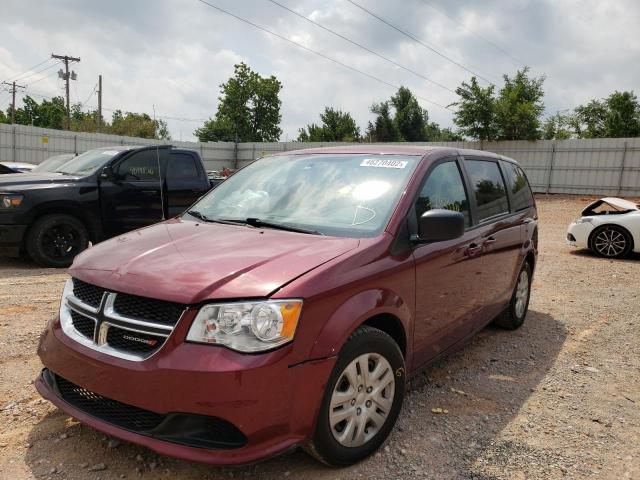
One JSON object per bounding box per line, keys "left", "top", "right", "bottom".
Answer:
{"left": 153, "top": 104, "right": 166, "bottom": 221}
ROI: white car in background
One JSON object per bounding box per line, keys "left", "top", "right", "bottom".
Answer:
{"left": 567, "top": 197, "right": 640, "bottom": 258}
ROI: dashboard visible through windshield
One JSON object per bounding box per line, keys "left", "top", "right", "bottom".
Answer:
{"left": 186, "top": 154, "right": 420, "bottom": 237}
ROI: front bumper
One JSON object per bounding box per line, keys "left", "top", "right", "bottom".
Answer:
{"left": 566, "top": 221, "right": 593, "bottom": 249}
{"left": 0, "top": 223, "right": 27, "bottom": 256}
{"left": 36, "top": 317, "right": 336, "bottom": 465}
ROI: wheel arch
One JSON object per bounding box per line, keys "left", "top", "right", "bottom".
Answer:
{"left": 308, "top": 289, "right": 411, "bottom": 363}
{"left": 25, "top": 202, "right": 102, "bottom": 243}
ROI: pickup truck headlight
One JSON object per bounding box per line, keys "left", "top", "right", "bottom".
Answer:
{"left": 0, "top": 193, "right": 24, "bottom": 209}
{"left": 186, "top": 300, "right": 303, "bottom": 352}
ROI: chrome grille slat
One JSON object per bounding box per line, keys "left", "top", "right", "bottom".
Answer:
{"left": 62, "top": 279, "right": 187, "bottom": 362}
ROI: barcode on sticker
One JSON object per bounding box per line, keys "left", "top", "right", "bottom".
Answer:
{"left": 360, "top": 158, "right": 408, "bottom": 169}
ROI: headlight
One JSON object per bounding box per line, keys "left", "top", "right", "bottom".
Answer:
{"left": 186, "top": 300, "right": 303, "bottom": 352}
{"left": 0, "top": 193, "right": 24, "bottom": 209}
{"left": 573, "top": 217, "right": 593, "bottom": 224}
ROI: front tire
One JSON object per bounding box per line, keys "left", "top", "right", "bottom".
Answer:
{"left": 306, "top": 325, "right": 405, "bottom": 466}
{"left": 589, "top": 225, "right": 633, "bottom": 259}
{"left": 25, "top": 214, "right": 89, "bottom": 268}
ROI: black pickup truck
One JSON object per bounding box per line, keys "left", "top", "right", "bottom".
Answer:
{"left": 0, "top": 145, "right": 213, "bottom": 267}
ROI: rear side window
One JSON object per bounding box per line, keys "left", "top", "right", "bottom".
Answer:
{"left": 415, "top": 160, "right": 471, "bottom": 227}
{"left": 117, "top": 150, "right": 162, "bottom": 182}
{"left": 465, "top": 159, "right": 509, "bottom": 221}
{"left": 503, "top": 162, "right": 534, "bottom": 211}
{"left": 168, "top": 153, "right": 200, "bottom": 181}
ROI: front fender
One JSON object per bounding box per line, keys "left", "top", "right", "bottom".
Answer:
{"left": 308, "top": 288, "right": 412, "bottom": 365}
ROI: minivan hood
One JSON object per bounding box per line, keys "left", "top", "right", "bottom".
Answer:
{"left": 0, "top": 172, "right": 79, "bottom": 191}
{"left": 70, "top": 219, "right": 360, "bottom": 304}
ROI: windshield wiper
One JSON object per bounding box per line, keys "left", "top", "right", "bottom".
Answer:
{"left": 186, "top": 211, "right": 243, "bottom": 226}
{"left": 222, "top": 217, "right": 322, "bottom": 235}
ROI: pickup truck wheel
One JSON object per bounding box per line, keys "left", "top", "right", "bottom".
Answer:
{"left": 26, "top": 214, "right": 89, "bottom": 268}
{"left": 305, "top": 326, "right": 405, "bottom": 466}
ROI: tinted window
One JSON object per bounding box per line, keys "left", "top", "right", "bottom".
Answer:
{"left": 415, "top": 161, "right": 470, "bottom": 227}
{"left": 168, "top": 153, "right": 199, "bottom": 181}
{"left": 117, "top": 150, "right": 162, "bottom": 182}
{"left": 504, "top": 162, "right": 534, "bottom": 211}
{"left": 465, "top": 159, "right": 509, "bottom": 221}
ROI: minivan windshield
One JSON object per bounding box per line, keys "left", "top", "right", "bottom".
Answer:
{"left": 55, "top": 147, "right": 126, "bottom": 176}
{"left": 186, "top": 154, "right": 419, "bottom": 237}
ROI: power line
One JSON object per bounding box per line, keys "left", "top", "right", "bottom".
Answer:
{"left": 80, "top": 82, "right": 98, "bottom": 109}
{"left": 267, "top": 0, "right": 456, "bottom": 95}
{"left": 346, "top": 0, "right": 497, "bottom": 85}
{"left": 1, "top": 57, "right": 54, "bottom": 84}
{"left": 417, "top": 0, "right": 526, "bottom": 68}
{"left": 195, "top": 0, "right": 451, "bottom": 111}
{"left": 14, "top": 59, "right": 63, "bottom": 84}
{"left": 26, "top": 68, "right": 61, "bottom": 87}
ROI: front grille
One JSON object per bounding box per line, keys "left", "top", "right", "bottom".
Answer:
{"left": 72, "top": 279, "right": 105, "bottom": 308}
{"left": 50, "top": 372, "right": 247, "bottom": 449}
{"left": 70, "top": 310, "right": 95, "bottom": 339}
{"left": 106, "top": 327, "right": 163, "bottom": 355}
{"left": 66, "top": 279, "right": 186, "bottom": 360}
{"left": 55, "top": 374, "right": 164, "bottom": 431}
{"left": 113, "top": 294, "right": 185, "bottom": 326}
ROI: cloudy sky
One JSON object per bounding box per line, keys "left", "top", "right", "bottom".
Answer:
{"left": 1, "top": 0, "right": 639, "bottom": 141}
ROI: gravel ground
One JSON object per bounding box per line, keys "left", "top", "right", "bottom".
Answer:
{"left": 0, "top": 194, "right": 639, "bottom": 480}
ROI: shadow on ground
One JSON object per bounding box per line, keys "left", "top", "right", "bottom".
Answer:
{"left": 24, "top": 310, "right": 566, "bottom": 479}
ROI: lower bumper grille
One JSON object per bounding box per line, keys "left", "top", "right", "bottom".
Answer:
{"left": 45, "top": 370, "right": 247, "bottom": 450}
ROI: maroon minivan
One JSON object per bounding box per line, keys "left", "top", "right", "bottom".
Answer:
{"left": 36, "top": 146, "right": 537, "bottom": 466}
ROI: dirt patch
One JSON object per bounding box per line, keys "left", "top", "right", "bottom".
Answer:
{"left": 0, "top": 195, "right": 638, "bottom": 479}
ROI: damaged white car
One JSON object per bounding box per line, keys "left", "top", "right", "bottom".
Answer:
{"left": 567, "top": 197, "right": 640, "bottom": 258}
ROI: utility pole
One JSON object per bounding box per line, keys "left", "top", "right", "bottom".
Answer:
{"left": 2, "top": 81, "right": 25, "bottom": 124}
{"left": 51, "top": 53, "right": 80, "bottom": 130}
{"left": 97, "top": 74, "right": 102, "bottom": 131}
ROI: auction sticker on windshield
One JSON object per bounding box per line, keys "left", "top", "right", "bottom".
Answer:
{"left": 360, "top": 158, "right": 408, "bottom": 169}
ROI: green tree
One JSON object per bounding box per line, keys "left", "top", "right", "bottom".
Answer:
{"left": 195, "top": 63, "right": 282, "bottom": 142}
{"left": 108, "top": 110, "right": 170, "bottom": 140}
{"left": 298, "top": 107, "right": 360, "bottom": 141}
{"left": 0, "top": 108, "right": 9, "bottom": 124}
{"left": 542, "top": 112, "right": 573, "bottom": 140}
{"left": 604, "top": 91, "right": 640, "bottom": 137}
{"left": 494, "top": 67, "right": 545, "bottom": 140}
{"left": 572, "top": 99, "right": 607, "bottom": 138}
{"left": 366, "top": 101, "right": 401, "bottom": 142}
{"left": 390, "top": 87, "right": 428, "bottom": 141}
{"left": 8, "top": 95, "right": 66, "bottom": 129}
{"left": 451, "top": 77, "right": 497, "bottom": 141}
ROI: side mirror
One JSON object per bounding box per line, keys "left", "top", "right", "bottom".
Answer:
{"left": 100, "top": 165, "right": 114, "bottom": 180}
{"left": 412, "top": 209, "right": 465, "bottom": 244}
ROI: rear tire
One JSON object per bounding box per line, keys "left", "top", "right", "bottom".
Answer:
{"left": 589, "top": 225, "right": 633, "bottom": 259}
{"left": 493, "top": 261, "right": 532, "bottom": 330}
{"left": 26, "top": 214, "right": 89, "bottom": 268}
{"left": 305, "top": 325, "right": 405, "bottom": 466}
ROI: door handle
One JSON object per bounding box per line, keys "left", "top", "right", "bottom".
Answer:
{"left": 464, "top": 243, "right": 482, "bottom": 256}
{"left": 483, "top": 236, "right": 497, "bottom": 245}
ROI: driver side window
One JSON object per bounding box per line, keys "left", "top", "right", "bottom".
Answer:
{"left": 415, "top": 160, "right": 470, "bottom": 227}
{"left": 116, "top": 150, "right": 162, "bottom": 182}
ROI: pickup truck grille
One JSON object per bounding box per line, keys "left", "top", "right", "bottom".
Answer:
{"left": 64, "top": 279, "right": 187, "bottom": 361}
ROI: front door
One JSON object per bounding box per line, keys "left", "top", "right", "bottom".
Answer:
{"left": 412, "top": 159, "right": 485, "bottom": 368}
{"left": 99, "top": 148, "right": 168, "bottom": 237}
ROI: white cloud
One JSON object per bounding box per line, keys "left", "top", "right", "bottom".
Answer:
{"left": 1, "top": 0, "right": 639, "bottom": 141}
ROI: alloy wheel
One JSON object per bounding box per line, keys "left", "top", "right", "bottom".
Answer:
{"left": 594, "top": 228, "right": 627, "bottom": 257}
{"left": 328, "top": 352, "right": 395, "bottom": 448}
{"left": 514, "top": 269, "right": 529, "bottom": 318}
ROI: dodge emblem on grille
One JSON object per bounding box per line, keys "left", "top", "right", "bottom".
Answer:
{"left": 122, "top": 334, "right": 158, "bottom": 346}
